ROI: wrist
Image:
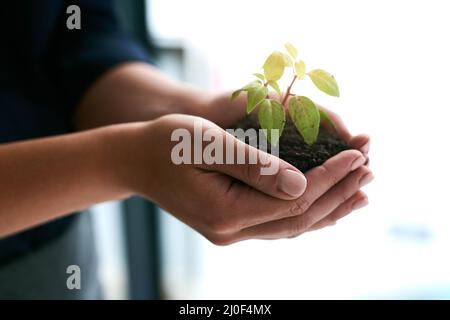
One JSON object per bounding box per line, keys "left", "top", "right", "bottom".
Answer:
{"left": 97, "top": 122, "right": 148, "bottom": 199}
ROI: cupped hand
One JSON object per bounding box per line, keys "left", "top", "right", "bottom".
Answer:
{"left": 124, "top": 113, "right": 372, "bottom": 245}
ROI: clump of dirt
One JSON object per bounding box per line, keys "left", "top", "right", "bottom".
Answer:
{"left": 234, "top": 117, "right": 349, "bottom": 172}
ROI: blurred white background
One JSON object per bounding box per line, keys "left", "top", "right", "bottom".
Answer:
{"left": 94, "top": 0, "right": 450, "bottom": 299}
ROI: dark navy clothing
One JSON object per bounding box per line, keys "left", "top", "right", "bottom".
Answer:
{"left": 0, "top": 1, "right": 150, "bottom": 263}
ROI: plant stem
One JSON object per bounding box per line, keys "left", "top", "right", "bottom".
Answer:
{"left": 264, "top": 82, "right": 270, "bottom": 98}
{"left": 282, "top": 75, "right": 297, "bottom": 106}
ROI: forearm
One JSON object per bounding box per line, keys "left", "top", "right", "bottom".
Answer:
{"left": 75, "top": 62, "right": 214, "bottom": 130}
{"left": 0, "top": 123, "right": 139, "bottom": 237}
{"left": 75, "top": 62, "right": 247, "bottom": 130}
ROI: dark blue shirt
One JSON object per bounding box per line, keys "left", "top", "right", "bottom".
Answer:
{"left": 0, "top": 0, "right": 151, "bottom": 262}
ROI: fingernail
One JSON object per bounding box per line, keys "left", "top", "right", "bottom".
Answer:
{"left": 278, "top": 169, "right": 307, "bottom": 197}
{"left": 351, "top": 155, "right": 366, "bottom": 171}
{"left": 359, "top": 173, "right": 374, "bottom": 187}
{"left": 360, "top": 142, "right": 370, "bottom": 155}
{"left": 352, "top": 197, "right": 369, "bottom": 210}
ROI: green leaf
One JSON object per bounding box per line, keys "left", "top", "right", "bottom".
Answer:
{"left": 263, "top": 51, "right": 286, "bottom": 82}
{"left": 308, "top": 69, "right": 340, "bottom": 97}
{"left": 268, "top": 81, "right": 282, "bottom": 96}
{"left": 247, "top": 86, "right": 268, "bottom": 114}
{"left": 258, "top": 99, "right": 285, "bottom": 146}
{"left": 243, "top": 80, "right": 263, "bottom": 89}
{"left": 319, "top": 109, "right": 336, "bottom": 130}
{"left": 288, "top": 96, "right": 320, "bottom": 145}
{"left": 281, "top": 52, "right": 293, "bottom": 67}
{"left": 294, "top": 60, "right": 306, "bottom": 79}
{"left": 285, "top": 43, "right": 298, "bottom": 59}
{"left": 253, "top": 73, "right": 265, "bottom": 81}
{"left": 231, "top": 80, "right": 262, "bottom": 100}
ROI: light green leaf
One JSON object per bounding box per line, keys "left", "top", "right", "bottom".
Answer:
{"left": 263, "top": 51, "right": 286, "bottom": 82}
{"left": 319, "top": 109, "right": 336, "bottom": 130}
{"left": 231, "top": 80, "right": 262, "bottom": 100}
{"left": 294, "top": 60, "right": 306, "bottom": 79}
{"left": 288, "top": 96, "right": 320, "bottom": 145}
{"left": 268, "top": 81, "right": 282, "bottom": 96}
{"left": 285, "top": 42, "right": 298, "bottom": 59}
{"left": 281, "top": 52, "right": 293, "bottom": 67}
{"left": 253, "top": 73, "right": 265, "bottom": 81}
{"left": 242, "top": 80, "right": 263, "bottom": 89}
{"left": 308, "top": 69, "right": 340, "bottom": 97}
{"left": 247, "top": 86, "right": 268, "bottom": 114}
{"left": 258, "top": 99, "right": 285, "bottom": 146}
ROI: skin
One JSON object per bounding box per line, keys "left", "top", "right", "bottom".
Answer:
{"left": 0, "top": 62, "right": 372, "bottom": 243}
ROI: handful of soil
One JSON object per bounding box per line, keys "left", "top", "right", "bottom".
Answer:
{"left": 234, "top": 116, "right": 349, "bottom": 172}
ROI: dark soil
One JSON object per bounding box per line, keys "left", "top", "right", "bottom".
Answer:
{"left": 234, "top": 116, "right": 349, "bottom": 172}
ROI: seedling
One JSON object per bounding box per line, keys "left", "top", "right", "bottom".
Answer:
{"left": 232, "top": 43, "right": 340, "bottom": 146}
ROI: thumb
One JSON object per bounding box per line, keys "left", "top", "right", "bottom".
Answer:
{"left": 195, "top": 130, "right": 307, "bottom": 200}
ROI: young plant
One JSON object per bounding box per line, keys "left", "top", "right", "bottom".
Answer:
{"left": 231, "top": 43, "right": 340, "bottom": 146}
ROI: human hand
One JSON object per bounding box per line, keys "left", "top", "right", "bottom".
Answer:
{"left": 120, "top": 113, "right": 372, "bottom": 245}
{"left": 318, "top": 105, "right": 370, "bottom": 161}
{"left": 204, "top": 93, "right": 372, "bottom": 227}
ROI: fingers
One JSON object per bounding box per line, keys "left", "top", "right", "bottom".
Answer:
{"left": 308, "top": 191, "right": 368, "bottom": 232}
{"left": 349, "top": 134, "right": 370, "bottom": 157}
{"left": 235, "top": 165, "right": 371, "bottom": 240}
{"left": 288, "top": 150, "right": 366, "bottom": 217}
{"left": 300, "top": 166, "right": 372, "bottom": 226}
{"left": 223, "top": 152, "right": 369, "bottom": 240}
{"left": 318, "top": 105, "right": 370, "bottom": 157}
{"left": 195, "top": 130, "right": 307, "bottom": 200}
{"left": 241, "top": 149, "right": 368, "bottom": 228}
{"left": 239, "top": 167, "right": 370, "bottom": 240}
{"left": 318, "top": 105, "right": 352, "bottom": 142}
{"left": 196, "top": 148, "right": 368, "bottom": 240}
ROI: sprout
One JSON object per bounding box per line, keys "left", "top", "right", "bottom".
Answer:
{"left": 231, "top": 43, "right": 339, "bottom": 146}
